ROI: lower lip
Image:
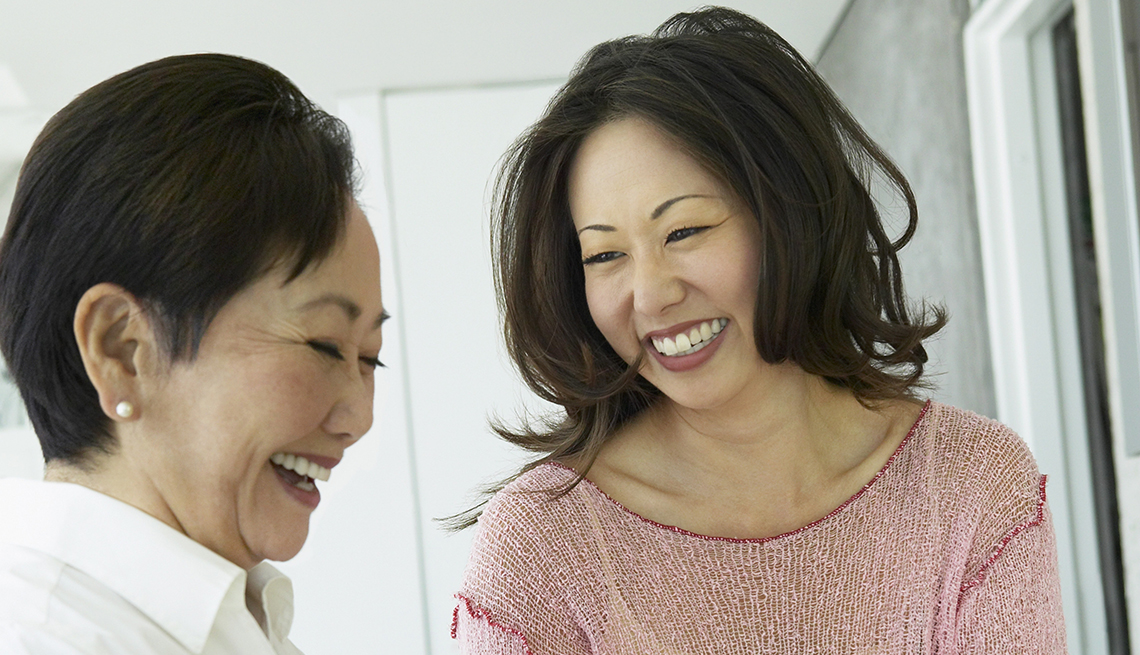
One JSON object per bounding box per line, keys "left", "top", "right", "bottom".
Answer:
{"left": 273, "top": 465, "right": 321, "bottom": 509}
{"left": 647, "top": 327, "right": 727, "bottom": 372}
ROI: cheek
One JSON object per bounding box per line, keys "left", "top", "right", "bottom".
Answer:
{"left": 584, "top": 278, "right": 623, "bottom": 341}
{"left": 230, "top": 359, "right": 338, "bottom": 441}
{"left": 584, "top": 277, "right": 644, "bottom": 366}
{"left": 728, "top": 254, "right": 761, "bottom": 308}
{"left": 272, "top": 364, "right": 339, "bottom": 422}
{"left": 717, "top": 231, "right": 763, "bottom": 310}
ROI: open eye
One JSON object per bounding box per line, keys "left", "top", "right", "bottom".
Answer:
{"left": 665, "top": 226, "right": 709, "bottom": 244}
{"left": 582, "top": 251, "right": 624, "bottom": 266}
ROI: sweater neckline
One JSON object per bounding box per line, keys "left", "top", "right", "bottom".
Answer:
{"left": 550, "top": 399, "right": 932, "bottom": 544}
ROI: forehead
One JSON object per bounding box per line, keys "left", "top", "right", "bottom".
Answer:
{"left": 299, "top": 204, "right": 380, "bottom": 286}
{"left": 568, "top": 118, "right": 726, "bottom": 224}
{"left": 226, "top": 203, "right": 384, "bottom": 325}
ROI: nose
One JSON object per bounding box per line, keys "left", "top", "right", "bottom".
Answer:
{"left": 631, "top": 252, "right": 685, "bottom": 316}
{"left": 323, "top": 369, "right": 374, "bottom": 447}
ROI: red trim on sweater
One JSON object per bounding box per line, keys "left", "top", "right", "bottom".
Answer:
{"left": 451, "top": 593, "right": 534, "bottom": 654}
{"left": 959, "top": 474, "right": 1048, "bottom": 595}
{"left": 551, "top": 399, "right": 932, "bottom": 544}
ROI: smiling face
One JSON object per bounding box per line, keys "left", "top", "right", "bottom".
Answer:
{"left": 568, "top": 117, "right": 765, "bottom": 410}
{"left": 127, "top": 201, "right": 386, "bottom": 568}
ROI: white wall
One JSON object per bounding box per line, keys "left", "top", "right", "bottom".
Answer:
{"left": 0, "top": 0, "right": 848, "bottom": 115}
{"left": 0, "top": 109, "right": 51, "bottom": 481}
{"left": 376, "top": 82, "right": 563, "bottom": 651}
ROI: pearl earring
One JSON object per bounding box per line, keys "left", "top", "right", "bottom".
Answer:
{"left": 115, "top": 401, "right": 134, "bottom": 419}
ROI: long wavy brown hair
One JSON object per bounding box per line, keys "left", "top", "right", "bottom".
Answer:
{"left": 450, "top": 6, "right": 946, "bottom": 529}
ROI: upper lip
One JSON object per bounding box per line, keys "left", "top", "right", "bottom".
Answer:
{"left": 642, "top": 318, "right": 723, "bottom": 342}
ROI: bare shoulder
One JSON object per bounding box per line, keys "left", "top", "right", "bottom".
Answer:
{"left": 577, "top": 409, "right": 675, "bottom": 512}
{"left": 887, "top": 397, "right": 927, "bottom": 437}
{"left": 867, "top": 396, "right": 927, "bottom": 459}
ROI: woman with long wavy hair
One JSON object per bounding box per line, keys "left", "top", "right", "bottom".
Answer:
{"left": 452, "top": 7, "right": 1066, "bottom": 653}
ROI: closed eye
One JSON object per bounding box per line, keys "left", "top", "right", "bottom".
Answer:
{"left": 665, "top": 226, "right": 710, "bottom": 244}
{"left": 310, "top": 341, "right": 385, "bottom": 372}
{"left": 582, "top": 251, "right": 624, "bottom": 265}
{"left": 308, "top": 341, "right": 345, "bottom": 361}
{"left": 359, "top": 354, "right": 385, "bottom": 370}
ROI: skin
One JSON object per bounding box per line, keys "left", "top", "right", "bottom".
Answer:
{"left": 55, "top": 201, "right": 386, "bottom": 569}
{"left": 568, "top": 117, "right": 922, "bottom": 539}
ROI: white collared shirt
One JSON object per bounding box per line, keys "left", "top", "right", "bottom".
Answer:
{"left": 0, "top": 478, "right": 304, "bottom": 654}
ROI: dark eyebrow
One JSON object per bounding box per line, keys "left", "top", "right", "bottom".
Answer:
{"left": 576, "top": 194, "right": 712, "bottom": 234}
{"left": 651, "top": 194, "right": 711, "bottom": 219}
{"left": 576, "top": 224, "right": 616, "bottom": 235}
{"left": 300, "top": 294, "right": 389, "bottom": 330}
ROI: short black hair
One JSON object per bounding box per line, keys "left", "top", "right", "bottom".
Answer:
{"left": 0, "top": 53, "right": 357, "bottom": 464}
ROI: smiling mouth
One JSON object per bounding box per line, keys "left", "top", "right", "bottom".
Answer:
{"left": 650, "top": 319, "right": 727, "bottom": 356}
{"left": 270, "top": 452, "right": 331, "bottom": 492}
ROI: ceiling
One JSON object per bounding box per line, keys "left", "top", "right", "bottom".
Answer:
{"left": 0, "top": 0, "right": 850, "bottom": 215}
{"left": 0, "top": 0, "right": 849, "bottom": 114}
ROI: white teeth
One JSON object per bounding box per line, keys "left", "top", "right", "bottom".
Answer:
{"left": 650, "top": 319, "right": 728, "bottom": 357}
{"left": 700, "top": 322, "right": 713, "bottom": 341}
{"left": 675, "top": 333, "right": 692, "bottom": 351}
{"left": 271, "top": 452, "right": 332, "bottom": 484}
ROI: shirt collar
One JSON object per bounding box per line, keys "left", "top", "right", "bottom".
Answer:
{"left": 0, "top": 478, "right": 293, "bottom": 653}
{"left": 246, "top": 561, "right": 295, "bottom": 644}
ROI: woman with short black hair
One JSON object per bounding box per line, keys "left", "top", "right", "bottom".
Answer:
{"left": 0, "top": 54, "right": 386, "bottom": 654}
{"left": 453, "top": 7, "right": 1066, "bottom": 653}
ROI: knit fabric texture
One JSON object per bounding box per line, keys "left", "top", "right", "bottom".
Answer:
{"left": 452, "top": 402, "right": 1067, "bottom": 654}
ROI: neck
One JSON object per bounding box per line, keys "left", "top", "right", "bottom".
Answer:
{"left": 44, "top": 450, "right": 176, "bottom": 524}
{"left": 589, "top": 363, "right": 921, "bottom": 539}
{"left": 631, "top": 364, "right": 898, "bottom": 501}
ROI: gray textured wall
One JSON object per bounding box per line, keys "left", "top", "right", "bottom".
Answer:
{"left": 815, "top": 0, "right": 996, "bottom": 416}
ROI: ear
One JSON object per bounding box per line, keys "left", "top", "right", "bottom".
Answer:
{"left": 73, "top": 283, "right": 160, "bottom": 421}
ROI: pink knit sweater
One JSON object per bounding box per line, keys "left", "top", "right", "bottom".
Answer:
{"left": 452, "top": 402, "right": 1067, "bottom": 653}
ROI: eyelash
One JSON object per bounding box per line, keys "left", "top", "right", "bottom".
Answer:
{"left": 581, "top": 226, "right": 710, "bottom": 265}
{"left": 308, "top": 341, "right": 385, "bottom": 370}
{"left": 582, "top": 251, "right": 622, "bottom": 266}
{"left": 665, "top": 225, "right": 708, "bottom": 243}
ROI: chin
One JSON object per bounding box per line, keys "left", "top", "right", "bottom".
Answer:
{"left": 275, "top": 526, "right": 311, "bottom": 562}
{"left": 250, "top": 517, "right": 311, "bottom": 564}
{"left": 658, "top": 385, "right": 737, "bottom": 411}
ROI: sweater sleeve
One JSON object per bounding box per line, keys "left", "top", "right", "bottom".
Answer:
{"left": 452, "top": 595, "right": 536, "bottom": 655}
{"left": 451, "top": 480, "right": 592, "bottom": 655}
{"left": 954, "top": 479, "right": 1067, "bottom": 654}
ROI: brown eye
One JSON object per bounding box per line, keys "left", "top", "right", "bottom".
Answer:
{"left": 665, "top": 226, "right": 709, "bottom": 244}
{"left": 582, "top": 251, "right": 624, "bottom": 265}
